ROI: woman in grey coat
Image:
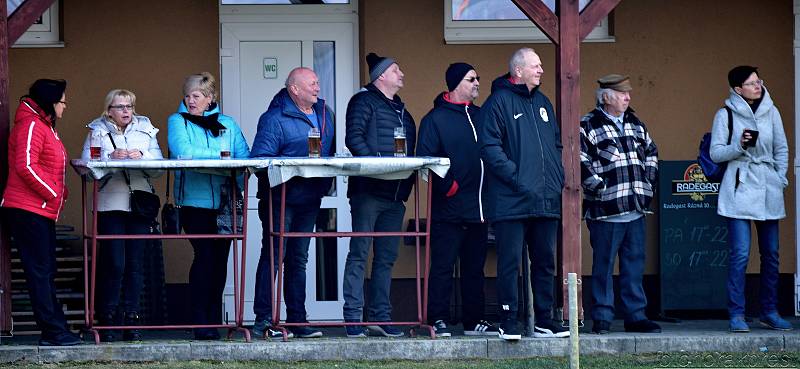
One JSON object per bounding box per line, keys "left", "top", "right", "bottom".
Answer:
{"left": 81, "top": 89, "right": 163, "bottom": 341}
{"left": 710, "top": 66, "right": 790, "bottom": 333}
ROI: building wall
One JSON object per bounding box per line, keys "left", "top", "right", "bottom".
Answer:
{"left": 361, "top": 0, "right": 795, "bottom": 276}
{"left": 7, "top": 0, "right": 794, "bottom": 285}
{"left": 8, "top": 0, "right": 219, "bottom": 283}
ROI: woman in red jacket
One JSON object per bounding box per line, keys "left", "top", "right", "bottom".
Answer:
{"left": 1, "top": 79, "right": 80, "bottom": 346}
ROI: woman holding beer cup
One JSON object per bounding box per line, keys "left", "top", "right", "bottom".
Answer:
{"left": 710, "top": 66, "right": 791, "bottom": 333}
{"left": 80, "top": 89, "right": 163, "bottom": 341}
{"left": 167, "top": 72, "right": 250, "bottom": 340}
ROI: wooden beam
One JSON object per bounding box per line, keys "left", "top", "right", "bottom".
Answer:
{"left": 0, "top": 0, "right": 13, "bottom": 334}
{"left": 8, "top": 0, "right": 56, "bottom": 46}
{"left": 555, "top": 0, "right": 583, "bottom": 321}
{"left": 511, "top": 0, "right": 559, "bottom": 45}
{"left": 579, "top": 0, "right": 621, "bottom": 41}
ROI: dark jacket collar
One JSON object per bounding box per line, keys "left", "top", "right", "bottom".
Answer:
{"left": 490, "top": 73, "right": 540, "bottom": 97}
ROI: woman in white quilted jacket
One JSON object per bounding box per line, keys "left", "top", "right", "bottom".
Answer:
{"left": 80, "top": 89, "right": 163, "bottom": 342}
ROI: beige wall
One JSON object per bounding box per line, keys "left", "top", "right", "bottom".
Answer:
{"left": 8, "top": 0, "right": 219, "bottom": 283}
{"left": 361, "top": 0, "right": 795, "bottom": 276}
{"left": 7, "top": 0, "right": 794, "bottom": 283}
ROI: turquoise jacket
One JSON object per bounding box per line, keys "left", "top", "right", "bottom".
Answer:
{"left": 167, "top": 102, "right": 250, "bottom": 209}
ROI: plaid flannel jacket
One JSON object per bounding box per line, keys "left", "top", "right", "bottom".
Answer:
{"left": 580, "top": 108, "right": 658, "bottom": 220}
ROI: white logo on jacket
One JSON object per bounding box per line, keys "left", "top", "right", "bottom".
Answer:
{"left": 513, "top": 113, "right": 523, "bottom": 120}
{"left": 539, "top": 107, "right": 549, "bottom": 122}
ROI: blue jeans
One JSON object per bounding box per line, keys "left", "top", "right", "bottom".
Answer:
{"left": 586, "top": 217, "right": 647, "bottom": 323}
{"left": 342, "top": 194, "right": 405, "bottom": 322}
{"left": 727, "top": 218, "right": 780, "bottom": 317}
{"left": 253, "top": 198, "right": 320, "bottom": 323}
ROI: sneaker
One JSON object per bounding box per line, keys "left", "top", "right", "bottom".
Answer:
{"left": 39, "top": 331, "right": 82, "bottom": 346}
{"left": 729, "top": 315, "right": 750, "bottom": 333}
{"left": 534, "top": 319, "right": 570, "bottom": 338}
{"left": 464, "top": 320, "right": 500, "bottom": 336}
{"left": 760, "top": 312, "right": 792, "bottom": 331}
{"left": 498, "top": 318, "right": 522, "bottom": 341}
{"left": 345, "top": 325, "right": 368, "bottom": 338}
{"left": 591, "top": 320, "right": 611, "bottom": 334}
{"left": 367, "top": 324, "right": 404, "bottom": 337}
{"left": 432, "top": 320, "right": 451, "bottom": 337}
{"left": 289, "top": 325, "right": 323, "bottom": 338}
{"left": 252, "top": 320, "right": 294, "bottom": 339}
{"left": 624, "top": 319, "right": 661, "bottom": 333}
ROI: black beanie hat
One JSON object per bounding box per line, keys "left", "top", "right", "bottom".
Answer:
{"left": 446, "top": 62, "right": 474, "bottom": 91}
{"left": 366, "top": 52, "right": 396, "bottom": 82}
{"left": 728, "top": 65, "right": 758, "bottom": 88}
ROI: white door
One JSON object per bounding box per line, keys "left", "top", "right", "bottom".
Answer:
{"left": 221, "top": 22, "right": 357, "bottom": 322}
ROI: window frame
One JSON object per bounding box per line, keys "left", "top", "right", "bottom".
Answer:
{"left": 12, "top": 1, "right": 63, "bottom": 48}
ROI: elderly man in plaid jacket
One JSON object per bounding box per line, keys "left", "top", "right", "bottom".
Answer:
{"left": 579, "top": 74, "right": 661, "bottom": 335}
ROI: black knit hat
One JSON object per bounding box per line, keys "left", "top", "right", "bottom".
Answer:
{"left": 446, "top": 62, "right": 475, "bottom": 91}
{"left": 366, "top": 52, "right": 396, "bottom": 82}
{"left": 728, "top": 65, "right": 758, "bottom": 88}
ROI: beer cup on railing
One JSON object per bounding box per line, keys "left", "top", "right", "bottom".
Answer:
{"left": 393, "top": 126, "right": 406, "bottom": 157}
{"left": 219, "top": 128, "right": 231, "bottom": 159}
{"left": 308, "top": 127, "right": 321, "bottom": 158}
{"left": 90, "top": 130, "right": 102, "bottom": 160}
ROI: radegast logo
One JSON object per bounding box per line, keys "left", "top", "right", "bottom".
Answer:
{"left": 671, "top": 163, "right": 720, "bottom": 201}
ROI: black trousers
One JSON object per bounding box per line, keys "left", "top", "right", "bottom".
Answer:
{"left": 494, "top": 217, "right": 558, "bottom": 323}
{"left": 180, "top": 207, "right": 231, "bottom": 327}
{"left": 97, "top": 211, "right": 149, "bottom": 315}
{"left": 426, "top": 221, "right": 488, "bottom": 328}
{"left": 2, "top": 207, "right": 70, "bottom": 337}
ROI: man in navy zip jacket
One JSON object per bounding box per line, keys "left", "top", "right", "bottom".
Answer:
{"left": 478, "top": 48, "right": 568, "bottom": 341}
{"left": 343, "top": 53, "right": 416, "bottom": 338}
{"left": 418, "top": 63, "right": 498, "bottom": 337}
{"left": 250, "top": 67, "right": 334, "bottom": 340}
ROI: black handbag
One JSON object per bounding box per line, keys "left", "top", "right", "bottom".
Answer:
{"left": 108, "top": 133, "right": 160, "bottom": 220}
{"left": 161, "top": 168, "right": 182, "bottom": 235}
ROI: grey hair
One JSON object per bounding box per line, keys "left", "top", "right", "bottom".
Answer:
{"left": 509, "top": 47, "right": 536, "bottom": 75}
{"left": 183, "top": 72, "right": 216, "bottom": 102}
{"left": 596, "top": 88, "right": 615, "bottom": 106}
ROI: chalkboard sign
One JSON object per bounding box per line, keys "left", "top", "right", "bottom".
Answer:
{"left": 659, "top": 160, "right": 728, "bottom": 311}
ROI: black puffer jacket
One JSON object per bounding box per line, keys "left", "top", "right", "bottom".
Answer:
{"left": 345, "top": 83, "right": 417, "bottom": 201}
{"left": 478, "top": 74, "right": 564, "bottom": 221}
{"left": 418, "top": 92, "right": 484, "bottom": 223}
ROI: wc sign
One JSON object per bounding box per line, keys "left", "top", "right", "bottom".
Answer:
{"left": 263, "top": 58, "right": 278, "bottom": 79}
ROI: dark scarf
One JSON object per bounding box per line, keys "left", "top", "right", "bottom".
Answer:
{"left": 180, "top": 111, "right": 226, "bottom": 137}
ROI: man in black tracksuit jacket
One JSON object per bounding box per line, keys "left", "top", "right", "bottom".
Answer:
{"left": 478, "top": 48, "right": 568, "bottom": 341}
{"left": 342, "top": 53, "right": 416, "bottom": 338}
{"left": 417, "top": 63, "right": 498, "bottom": 337}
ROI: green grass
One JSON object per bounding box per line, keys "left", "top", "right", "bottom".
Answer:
{"left": 2, "top": 353, "right": 799, "bottom": 369}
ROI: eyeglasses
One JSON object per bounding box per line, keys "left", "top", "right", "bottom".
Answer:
{"left": 109, "top": 104, "right": 134, "bottom": 111}
{"left": 57, "top": 100, "right": 67, "bottom": 107}
{"left": 741, "top": 79, "right": 764, "bottom": 88}
{"left": 463, "top": 76, "right": 481, "bottom": 83}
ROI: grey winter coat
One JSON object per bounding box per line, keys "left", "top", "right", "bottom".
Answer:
{"left": 81, "top": 115, "right": 163, "bottom": 212}
{"left": 709, "top": 87, "right": 788, "bottom": 220}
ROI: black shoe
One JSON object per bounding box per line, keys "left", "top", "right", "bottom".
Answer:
{"left": 498, "top": 318, "right": 521, "bottom": 341}
{"left": 592, "top": 320, "right": 611, "bottom": 334}
{"left": 39, "top": 331, "right": 82, "bottom": 346}
{"left": 464, "top": 320, "right": 500, "bottom": 336}
{"left": 98, "top": 311, "right": 118, "bottom": 342}
{"left": 432, "top": 320, "right": 451, "bottom": 337}
{"left": 193, "top": 328, "right": 221, "bottom": 340}
{"left": 289, "top": 325, "right": 323, "bottom": 338}
{"left": 122, "top": 312, "right": 142, "bottom": 341}
{"left": 624, "top": 319, "right": 661, "bottom": 333}
{"left": 533, "top": 319, "right": 570, "bottom": 338}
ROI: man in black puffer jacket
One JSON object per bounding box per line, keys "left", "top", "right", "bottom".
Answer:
{"left": 342, "top": 52, "right": 416, "bottom": 338}
{"left": 478, "top": 47, "right": 567, "bottom": 341}
{"left": 418, "top": 62, "right": 498, "bottom": 338}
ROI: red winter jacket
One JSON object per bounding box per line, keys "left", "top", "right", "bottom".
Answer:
{"left": 1, "top": 99, "right": 68, "bottom": 221}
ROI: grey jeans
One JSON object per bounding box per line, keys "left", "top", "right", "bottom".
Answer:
{"left": 342, "top": 193, "right": 405, "bottom": 322}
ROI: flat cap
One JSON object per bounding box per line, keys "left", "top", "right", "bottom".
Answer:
{"left": 597, "top": 74, "right": 632, "bottom": 92}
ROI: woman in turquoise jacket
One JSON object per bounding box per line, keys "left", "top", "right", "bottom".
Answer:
{"left": 167, "top": 72, "right": 250, "bottom": 340}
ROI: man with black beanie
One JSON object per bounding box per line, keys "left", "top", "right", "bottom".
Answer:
{"left": 418, "top": 62, "right": 498, "bottom": 337}
{"left": 342, "top": 52, "right": 416, "bottom": 338}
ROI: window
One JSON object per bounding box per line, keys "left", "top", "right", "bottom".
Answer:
{"left": 11, "top": 1, "right": 62, "bottom": 48}
{"left": 221, "top": 0, "right": 348, "bottom": 4}
{"left": 445, "top": 0, "right": 613, "bottom": 44}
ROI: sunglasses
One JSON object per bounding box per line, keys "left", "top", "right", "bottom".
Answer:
{"left": 463, "top": 76, "right": 480, "bottom": 83}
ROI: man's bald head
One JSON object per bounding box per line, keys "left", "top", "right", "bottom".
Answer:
{"left": 285, "top": 67, "right": 320, "bottom": 112}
